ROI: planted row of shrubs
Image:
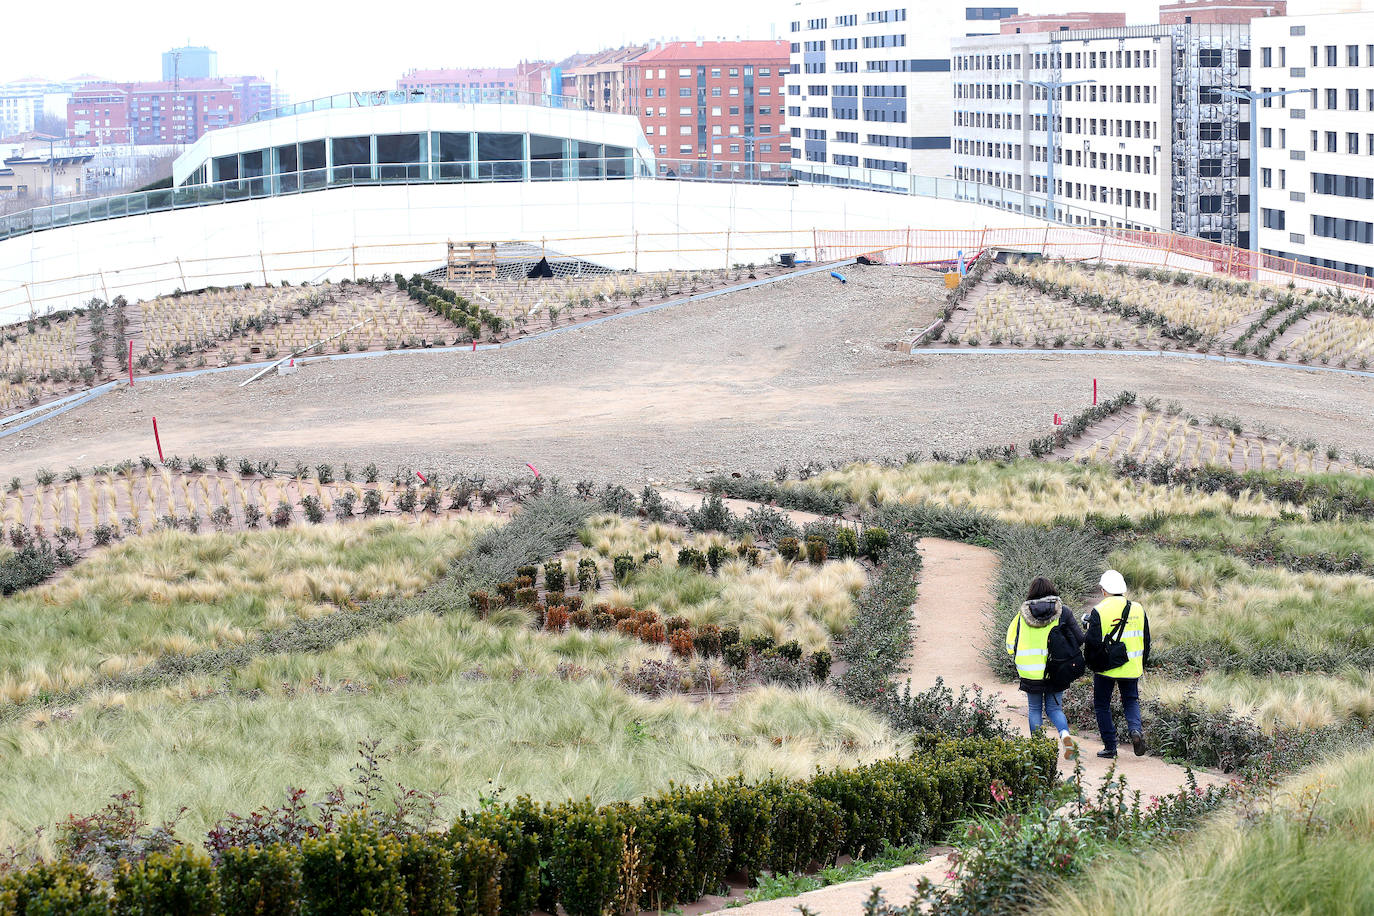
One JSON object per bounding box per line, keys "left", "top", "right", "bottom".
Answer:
{"left": 400, "top": 274, "right": 504, "bottom": 339}
{"left": 1112, "top": 455, "right": 1374, "bottom": 520}
{"left": 1027, "top": 390, "right": 1138, "bottom": 458}
{"left": 0, "top": 738, "right": 1055, "bottom": 916}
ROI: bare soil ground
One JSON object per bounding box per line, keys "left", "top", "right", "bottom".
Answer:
{"left": 3, "top": 264, "right": 1372, "bottom": 486}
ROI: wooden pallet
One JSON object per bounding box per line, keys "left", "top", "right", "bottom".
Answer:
{"left": 447, "top": 241, "right": 498, "bottom": 281}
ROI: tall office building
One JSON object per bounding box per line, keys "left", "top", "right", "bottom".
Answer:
{"left": 952, "top": 0, "right": 1287, "bottom": 246}
{"left": 1253, "top": 8, "right": 1374, "bottom": 278}
{"left": 162, "top": 47, "right": 218, "bottom": 83}
{"left": 783, "top": 1, "right": 1017, "bottom": 181}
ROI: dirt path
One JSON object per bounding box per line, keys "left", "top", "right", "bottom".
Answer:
{"left": 717, "top": 537, "right": 1220, "bottom": 916}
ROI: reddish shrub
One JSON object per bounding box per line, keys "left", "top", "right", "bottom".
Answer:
{"left": 664, "top": 615, "right": 692, "bottom": 634}
{"left": 570, "top": 609, "right": 592, "bottom": 629}
{"left": 638, "top": 622, "right": 667, "bottom": 644}
{"left": 545, "top": 605, "right": 570, "bottom": 631}
{"left": 616, "top": 619, "right": 639, "bottom": 638}
{"left": 669, "top": 628, "right": 695, "bottom": 658}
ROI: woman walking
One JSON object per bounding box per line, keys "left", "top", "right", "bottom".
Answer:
{"left": 1005, "top": 576, "right": 1086, "bottom": 759}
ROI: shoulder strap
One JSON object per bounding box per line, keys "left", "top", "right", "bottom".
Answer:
{"left": 1106, "top": 601, "right": 1131, "bottom": 643}
{"left": 1013, "top": 618, "right": 1021, "bottom": 654}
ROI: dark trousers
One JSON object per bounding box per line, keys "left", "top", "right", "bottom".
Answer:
{"left": 1092, "top": 674, "right": 1142, "bottom": 751}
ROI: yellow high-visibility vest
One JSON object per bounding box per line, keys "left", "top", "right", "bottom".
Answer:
{"left": 1094, "top": 595, "right": 1146, "bottom": 679}
{"left": 1005, "top": 614, "right": 1058, "bottom": 681}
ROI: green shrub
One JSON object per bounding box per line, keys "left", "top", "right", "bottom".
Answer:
{"left": 613, "top": 555, "right": 636, "bottom": 583}
{"left": 545, "top": 801, "right": 626, "bottom": 916}
{"left": 112, "top": 846, "right": 219, "bottom": 916}
{"left": 835, "top": 527, "right": 859, "bottom": 559}
{"left": 756, "top": 778, "right": 843, "bottom": 873}
{"left": 540, "top": 561, "right": 565, "bottom": 593}
{"left": 0, "top": 860, "right": 110, "bottom": 915}
{"left": 454, "top": 808, "right": 539, "bottom": 916}
{"left": 862, "top": 527, "right": 890, "bottom": 561}
{"left": 217, "top": 844, "right": 301, "bottom": 916}
{"left": 442, "top": 831, "right": 502, "bottom": 916}
{"left": 395, "top": 835, "right": 454, "bottom": 916}
{"left": 298, "top": 819, "right": 406, "bottom": 916}
{"left": 777, "top": 537, "right": 801, "bottom": 561}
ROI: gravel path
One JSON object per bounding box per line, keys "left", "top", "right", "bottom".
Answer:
{"left": 3, "top": 264, "right": 1370, "bottom": 484}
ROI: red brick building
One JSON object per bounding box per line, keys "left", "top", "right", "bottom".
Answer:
{"left": 67, "top": 77, "right": 271, "bottom": 145}
{"left": 624, "top": 40, "right": 790, "bottom": 173}
{"left": 1159, "top": 0, "right": 1286, "bottom": 25}
{"left": 999, "top": 12, "right": 1127, "bottom": 33}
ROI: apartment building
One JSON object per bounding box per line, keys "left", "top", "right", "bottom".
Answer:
{"left": 397, "top": 63, "right": 551, "bottom": 95}
{"left": 1253, "top": 9, "right": 1374, "bottom": 278}
{"left": 560, "top": 47, "right": 649, "bottom": 113}
{"left": 784, "top": 1, "right": 1017, "bottom": 180}
{"left": 952, "top": 0, "right": 1285, "bottom": 244}
{"left": 624, "top": 41, "right": 790, "bottom": 174}
{"left": 67, "top": 79, "right": 261, "bottom": 146}
{"left": 0, "top": 78, "right": 83, "bottom": 138}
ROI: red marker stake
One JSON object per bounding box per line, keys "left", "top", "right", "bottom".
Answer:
{"left": 152, "top": 417, "right": 164, "bottom": 462}
{"left": 1093, "top": 378, "right": 1098, "bottom": 405}
{"left": 526, "top": 463, "right": 540, "bottom": 479}
{"left": 415, "top": 471, "right": 429, "bottom": 485}
{"left": 127, "top": 340, "right": 134, "bottom": 386}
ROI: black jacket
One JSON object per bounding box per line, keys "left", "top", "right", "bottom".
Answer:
{"left": 1013, "top": 599, "right": 1085, "bottom": 693}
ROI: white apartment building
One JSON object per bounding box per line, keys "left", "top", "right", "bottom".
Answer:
{"left": 953, "top": 20, "right": 1258, "bottom": 244}
{"left": 1253, "top": 10, "right": 1374, "bottom": 278}
{"left": 784, "top": 1, "right": 1017, "bottom": 180}
{"left": 0, "top": 80, "right": 77, "bottom": 138}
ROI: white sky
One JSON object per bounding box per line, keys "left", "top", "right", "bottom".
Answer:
{"left": 3, "top": 0, "right": 1209, "bottom": 101}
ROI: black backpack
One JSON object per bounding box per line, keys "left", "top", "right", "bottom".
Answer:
{"left": 1044, "top": 619, "right": 1086, "bottom": 690}
{"left": 1086, "top": 601, "right": 1132, "bottom": 674}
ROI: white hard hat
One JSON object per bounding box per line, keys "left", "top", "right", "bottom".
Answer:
{"left": 1100, "top": 569, "right": 1127, "bottom": 595}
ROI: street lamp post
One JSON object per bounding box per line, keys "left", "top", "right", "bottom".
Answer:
{"left": 1219, "top": 86, "right": 1308, "bottom": 255}
{"left": 1019, "top": 77, "right": 1094, "bottom": 223}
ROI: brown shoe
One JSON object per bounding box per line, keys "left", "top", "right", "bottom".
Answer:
{"left": 1061, "top": 734, "right": 1078, "bottom": 760}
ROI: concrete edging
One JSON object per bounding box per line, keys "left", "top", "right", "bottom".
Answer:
{"left": 910, "top": 346, "right": 1374, "bottom": 380}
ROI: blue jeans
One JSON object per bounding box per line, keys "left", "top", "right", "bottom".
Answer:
{"left": 1027, "top": 690, "right": 1070, "bottom": 736}
{"left": 1093, "top": 674, "right": 1142, "bottom": 750}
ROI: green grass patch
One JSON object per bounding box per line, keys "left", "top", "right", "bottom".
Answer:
{"left": 0, "top": 519, "right": 497, "bottom": 704}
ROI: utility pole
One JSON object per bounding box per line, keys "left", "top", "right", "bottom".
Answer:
{"left": 1019, "top": 77, "right": 1094, "bottom": 223}
{"left": 1219, "top": 86, "right": 1308, "bottom": 254}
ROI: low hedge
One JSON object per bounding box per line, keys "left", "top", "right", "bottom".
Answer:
{"left": 0, "top": 739, "right": 1054, "bottom": 916}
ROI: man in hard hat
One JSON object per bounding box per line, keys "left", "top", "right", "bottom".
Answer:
{"left": 1083, "top": 569, "right": 1151, "bottom": 758}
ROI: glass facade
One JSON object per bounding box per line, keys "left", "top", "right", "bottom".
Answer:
{"left": 191, "top": 131, "right": 640, "bottom": 190}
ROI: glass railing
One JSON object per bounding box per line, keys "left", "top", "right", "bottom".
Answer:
{"left": 0, "top": 156, "right": 1150, "bottom": 244}
{"left": 249, "top": 88, "right": 591, "bottom": 122}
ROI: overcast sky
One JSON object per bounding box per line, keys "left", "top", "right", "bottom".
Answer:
{"left": 0, "top": 0, "right": 1261, "bottom": 100}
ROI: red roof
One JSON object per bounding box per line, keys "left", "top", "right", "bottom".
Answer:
{"left": 633, "top": 40, "right": 789, "bottom": 64}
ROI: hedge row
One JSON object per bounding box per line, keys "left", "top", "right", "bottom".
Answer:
{"left": 0, "top": 738, "right": 1055, "bottom": 916}
{"left": 1112, "top": 455, "right": 1374, "bottom": 520}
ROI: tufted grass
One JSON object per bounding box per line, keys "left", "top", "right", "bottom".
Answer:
{"left": 1110, "top": 543, "right": 1374, "bottom": 670}
{"left": 1046, "top": 745, "right": 1374, "bottom": 915}
{"left": 0, "top": 518, "right": 498, "bottom": 704}
{"left": 0, "top": 672, "right": 895, "bottom": 853}
{"left": 802, "top": 460, "right": 1289, "bottom": 524}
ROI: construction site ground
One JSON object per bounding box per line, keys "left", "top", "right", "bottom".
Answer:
{"left": 3, "top": 263, "right": 1372, "bottom": 484}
